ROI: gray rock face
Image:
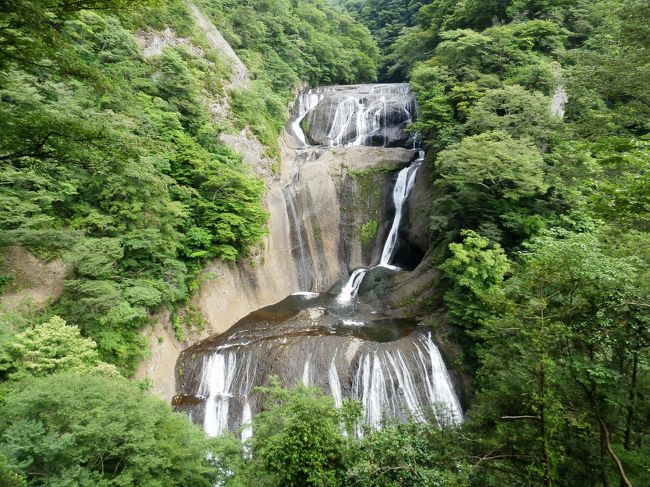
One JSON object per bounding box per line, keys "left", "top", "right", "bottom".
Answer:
{"left": 174, "top": 293, "right": 462, "bottom": 437}
{"left": 293, "top": 84, "right": 417, "bottom": 148}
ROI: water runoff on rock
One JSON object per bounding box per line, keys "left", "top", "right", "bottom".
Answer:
{"left": 174, "top": 84, "right": 462, "bottom": 440}
{"left": 291, "top": 83, "right": 417, "bottom": 148}
{"left": 336, "top": 150, "right": 424, "bottom": 305}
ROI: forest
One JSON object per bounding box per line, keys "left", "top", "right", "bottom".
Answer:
{"left": 1, "top": 0, "right": 649, "bottom": 486}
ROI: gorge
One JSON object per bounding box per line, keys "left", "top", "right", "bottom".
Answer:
{"left": 173, "top": 84, "right": 463, "bottom": 438}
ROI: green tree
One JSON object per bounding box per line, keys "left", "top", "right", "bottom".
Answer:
{"left": 0, "top": 372, "right": 218, "bottom": 486}
{"left": 345, "top": 420, "right": 471, "bottom": 486}
{"left": 246, "top": 381, "right": 347, "bottom": 487}
{"left": 470, "top": 230, "right": 650, "bottom": 486}
{"left": 213, "top": 380, "right": 353, "bottom": 487}
{"left": 0, "top": 316, "right": 103, "bottom": 381}
{"left": 439, "top": 230, "right": 509, "bottom": 370}
{"left": 465, "top": 85, "right": 562, "bottom": 148}
{"left": 433, "top": 131, "right": 548, "bottom": 241}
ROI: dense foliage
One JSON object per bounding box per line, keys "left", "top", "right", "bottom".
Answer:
{"left": 208, "top": 381, "right": 471, "bottom": 487}
{"left": 0, "top": 0, "right": 377, "bottom": 372}
{"left": 0, "top": 372, "right": 219, "bottom": 486}
{"left": 1, "top": 0, "right": 649, "bottom": 486}
{"left": 350, "top": 0, "right": 650, "bottom": 484}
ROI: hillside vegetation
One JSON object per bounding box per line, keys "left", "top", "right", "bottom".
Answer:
{"left": 1, "top": 0, "right": 649, "bottom": 486}
{"left": 0, "top": 0, "right": 378, "bottom": 372}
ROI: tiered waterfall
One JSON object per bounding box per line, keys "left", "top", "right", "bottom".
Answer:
{"left": 174, "top": 84, "right": 463, "bottom": 439}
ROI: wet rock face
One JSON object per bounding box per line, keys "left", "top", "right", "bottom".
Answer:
{"left": 296, "top": 84, "right": 417, "bottom": 148}
{"left": 174, "top": 292, "right": 462, "bottom": 437}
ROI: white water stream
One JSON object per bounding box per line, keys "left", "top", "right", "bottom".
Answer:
{"left": 336, "top": 150, "right": 424, "bottom": 305}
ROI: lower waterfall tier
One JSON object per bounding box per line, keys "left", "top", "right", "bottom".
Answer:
{"left": 174, "top": 292, "right": 463, "bottom": 438}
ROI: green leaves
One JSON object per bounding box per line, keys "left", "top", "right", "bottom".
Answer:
{"left": 432, "top": 131, "right": 548, "bottom": 241}
{"left": 0, "top": 316, "right": 102, "bottom": 381}
{"left": 441, "top": 230, "right": 510, "bottom": 295}
{"left": 465, "top": 85, "right": 561, "bottom": 147}
{"left": 0, "top": 372, "right": 219, "bottom": 486}
{"left": 437, "top": 131, "right": 547, "bottom": 201}
{"left": 221, "top": 380, "right": 348, "bottom": 487}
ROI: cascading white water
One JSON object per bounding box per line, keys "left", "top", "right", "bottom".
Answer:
{"left": 379, "top": 150, "right": 424, "bottom": 267}
{"left": 351, "top": 332, "right": 462, "bottom": 433}
{"left": 328, "top": 353, "right": 343, "bottom": 408}
{"left": 336, "top": 268, "right": 370, "bottom": 305}
{"left": 201, "top": 351, "right": 255, "bottom": 439}
{"left": 241, "top": 400, "right": 253, "bottom": 442}
{"left": 282, "top": 181, "right": 313, "bottom": 290}
{"left": 291, "top": 89, "right": 325, "bottom": 146}
{"left": 551, "top": 86, "right": 568, "bottom": 118}
{"left": 194, "top": 330, "right": 462, "bottom": 439}
{"left": 292, "top": 84, "right": 415, "bottom": 148}
{"left": 335, "top": 150, "right": 424, "bottom": 304}
{"left": 201, "top": 353, "right": 238, "bottom": 437}
{"left": 302, "top": 358, "right": 311, "bottom": 386}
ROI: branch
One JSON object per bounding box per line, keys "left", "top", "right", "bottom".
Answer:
{"left": 501, "top": 415, "right": 540, "bottom": 420}
{"left": 622, "top": 301, "right": 650, "bottom": 308}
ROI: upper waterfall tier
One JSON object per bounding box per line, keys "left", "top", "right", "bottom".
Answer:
{"left": 290, "top": 83, "right": 417, "bottom": 148}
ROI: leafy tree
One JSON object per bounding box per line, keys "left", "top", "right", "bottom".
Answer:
{"left": 470, "top": 230, "right": 650, "bottom": 486}
{"left": 465, "top": 85, "right": 561, "bottom": 148}
{"left": 242, "top": 381, "right": 348, "bottom": 487}
{"left": 433, "top": 131, "right": 548, "bottom": 241}
{"left": 0, "top": 372, "right": 218, "bottom": 486}
{"left": 0, "top": 316, "right": 103, "bottom": 381}
{"left": 0, "top": 0, "right": 138, "bottom": 69}
{"left": 439, "top": 230, "right": 509, "bottom": 370}
{"left": 345, "top": 420, "right": 471, "bottom": 486}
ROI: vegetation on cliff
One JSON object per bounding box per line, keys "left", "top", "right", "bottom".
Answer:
{"left": 0, "top": 0, "right": 648, "bottom": 486}
{"left": 0, "top": 0, "right": 378, "bottom": 372}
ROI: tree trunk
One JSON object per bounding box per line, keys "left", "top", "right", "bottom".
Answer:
{"left": 597, "top": 414, "right": 633, "bottom": 487}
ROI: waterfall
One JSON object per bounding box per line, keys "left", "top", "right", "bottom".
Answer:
{"left": 379, "top": 150, "right": 424, "bottom": 267}
{"left": 292, "top": 83, "right": 416, "bottom": 148}
{"left": 335, "top": 150, "right": 424, "bottom": 304}
{"left": 291, "top": 89, "right": 325, "bottom": 146}
{"left": 328, "top": 353, "right": 343, "bottom": 408}
{"left": 336, "top": 268, "right": 370, "bottom": 305}
{"left": 302, "top": 358, "right": 311, "bottom": 386}
{"left": 241, "top": 400, "right": 253, "bottom": 442}
{"left": 200, "top": 350, "right": 255, "bottom": 438}
{"left": 551, "top": 86, "right": 568, "bottom": 118}
{"left": 282, "top": 180, "right": 313, "bottom": 290}
{"left": 184, "top": 328, "right": 462, "bottom": 438}
{"left": 201, "top": 353, "right": 238, "bottom": 437}
{"left": 352, "top": 332, "right": 463, "bottom": 433}
{"left": 177, "top": 83, "right": 463, "bottom": 441}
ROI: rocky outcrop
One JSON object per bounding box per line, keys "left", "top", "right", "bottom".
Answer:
{"left": 0, "top": 246, "right": 66, "bottom": 312}
{"left": 137, "top": 139, "right": 418, "bottom": 401}
{"left": 402, "top": 154, "right": 434, "bottom": 254}
{"left": 135, "top": 28, "right": 203, "bottom": 58}
{"left": 174, "top": 292, "right": 462, "bottom": 436}
{"left": 187, "top": 4, "right": 250, "bottom": 89}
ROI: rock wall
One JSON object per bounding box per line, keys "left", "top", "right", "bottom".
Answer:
{"left": 0, "top": 246, "right": 66, "bottom": 312}
{"left": 137, "top": 136, "right": 417, "bottom": 401}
